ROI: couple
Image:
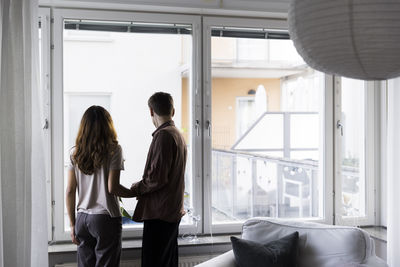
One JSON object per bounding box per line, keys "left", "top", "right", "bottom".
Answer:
{"left": 65, "top": 92, "right": 187, "bottom": 267}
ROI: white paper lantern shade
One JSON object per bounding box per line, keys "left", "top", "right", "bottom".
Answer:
{"left": 288, "top": 0, "right": 400, "bottom": 81}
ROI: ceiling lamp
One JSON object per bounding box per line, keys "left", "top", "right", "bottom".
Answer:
{"left": 288, "top": 0, "right": 400, "bottom": 80}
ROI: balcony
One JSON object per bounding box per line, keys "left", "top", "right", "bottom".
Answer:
{"left": 211, "top": 149, "right": 361, "bottom": 223}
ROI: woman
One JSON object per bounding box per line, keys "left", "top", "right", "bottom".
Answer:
{"left": 66, "top": 105, "right": 135, "bottom": 267}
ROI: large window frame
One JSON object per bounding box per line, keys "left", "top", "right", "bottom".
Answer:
{"left": 202, "top": 16, "right": 335, "bottom": 234}
{"left": 39, "top": 7, "right": 52, "bottom": 242}
{"left": 45, "top": 9, "right": 379, "bottom": 242}
{"left": 51, "top": 8, "right": 202, "bottom": 241}
{"left": 334, "top": 78, "right": 378, "bottom": 226}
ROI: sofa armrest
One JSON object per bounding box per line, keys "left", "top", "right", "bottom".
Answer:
{"left": 193, "top": 246, "right": 388, "bottom": 267}
{"left": 195, "top": 250, "right": 237, "bottom": 267}
{"left": 362, "top": 256, "right": 388, "bottom": 267}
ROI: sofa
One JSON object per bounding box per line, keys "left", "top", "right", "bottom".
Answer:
{"left": 196, "top": 218, "right": 387, "bottom": 267}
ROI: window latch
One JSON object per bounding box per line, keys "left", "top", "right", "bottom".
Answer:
{"left": 206, "top": 120, "right": 212, "bottom": 137}
{"left": 43, "top": 119, "right": 49, "bottom": 130}
{"left": 336, "top": 120, "right": 343, "bottom": 136}
{"left": 195, "top": 119, "right": 200, "bottom": 137}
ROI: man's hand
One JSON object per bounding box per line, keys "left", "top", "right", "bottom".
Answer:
{"left": 130, "top": 183, "right": 139, "bottom": 200}
{"left": 130, "top": 183, "right": 136, "bottom": 194}
{"left": 70, "top": 226, "right": 80, "bottom": 245}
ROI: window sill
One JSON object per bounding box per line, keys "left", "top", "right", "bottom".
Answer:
{"left": 361, "top": 226, "right": 387, "bottom": 243}
{"left": 48, "top": 234, "right": 238, "bottom": 254}
{"left": 48, "top": 226, "right": 387, "bottom": 254}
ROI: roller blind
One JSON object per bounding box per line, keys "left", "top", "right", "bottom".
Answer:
{"left": 211, "top": 27, "right": 289, "bottom": 39}
{"left": 64, "top": 20, "right": 192, "bottom": 35}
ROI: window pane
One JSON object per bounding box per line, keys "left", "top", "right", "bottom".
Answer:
{"left": 233, "top": 114, "right": 284, "bottom": 150}
{"left": 211, "top": 35, "right": 324, "bottom": 224}
{"left": 290, "top": 151, "right": 319, "bottom": 161}
{"left": 290, "top": 114, "right": 319, "bottom": 150}
{"left": 63, "top": 22, "right": 194, "bottom": 230}
{"left": 341, "top": 78, "right": 366, "bottom": 218}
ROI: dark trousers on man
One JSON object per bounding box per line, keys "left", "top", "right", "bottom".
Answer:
{"left": 75, "top": 213, "right": 122, "bottom": 267}
{"left": 142, "top": 219, "right": 180, "bottom": 267}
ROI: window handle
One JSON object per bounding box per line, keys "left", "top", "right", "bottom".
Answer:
{"left": 43, "top": 119, "right": 49, "bottom": 130}
{"left": 195, "top": 119, "right": 200, "bottom": 137}
{"left": 336, "top": 120, "right": 343, "bottom": 136}
{"left": 206, "top": 120, "right": 212, "bottom": 137}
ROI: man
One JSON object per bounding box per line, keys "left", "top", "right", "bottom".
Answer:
{"left": 131, "top": 92, "right": 187, "bottom": 267}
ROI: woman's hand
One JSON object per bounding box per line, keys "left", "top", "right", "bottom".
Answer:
{"left": 70, "top": 226, "right": 80, "bottom": 245}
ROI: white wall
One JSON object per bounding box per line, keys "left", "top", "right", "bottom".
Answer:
{"left": 386, "top": 78, "right": 400, "bottom": 265}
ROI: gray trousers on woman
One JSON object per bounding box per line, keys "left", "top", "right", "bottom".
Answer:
{"left": 75, "top": 213, "right": 122, "bottom": 267}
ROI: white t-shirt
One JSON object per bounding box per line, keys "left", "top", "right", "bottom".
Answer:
{"left": 68, "top": 145, "right": 124, "bottom": 217}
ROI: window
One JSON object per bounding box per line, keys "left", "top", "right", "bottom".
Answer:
{"left": 340, "top": 78, "right": 366, "bottom": 218}
{"left": 202, "top": 17, "right": 376, "bottom": 234}
{"left": 52, "top": 10, "right": 201, "bottom": 240}
{"left": 334, "top": 77, "right": 376, "bottom": 225}
{"left": 39, "top": 7, "right": 52, "bottom": 241}
{"left": 207, "top": 23, "right": 325, "bottom": 231}
{"left": 62, "top": 23, "right": 195, "bottom": 229}
{"left": 236, "top": 96, "right": 256, "bottom": 138}
{"left": 47, "top": 11, "right": 377, "bottom": 241}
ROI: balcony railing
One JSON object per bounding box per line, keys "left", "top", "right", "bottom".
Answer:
{"left": 211, "top": 149, "right": 360, "bottom": 222}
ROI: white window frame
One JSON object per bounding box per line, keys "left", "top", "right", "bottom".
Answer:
{"left": 52, "top": 8, "right": 202, "bottom": 241}
{"left": 47, "top": 9, "right": 378, "bottom": 242}
{"left": 334, "top": 77, "right": 377, "bottom": 226}
{"left": 202, "top": 16, "right": 335, "bottom": 234}
{"left": 39, "top": 7, "right": 52, "bottom": 242}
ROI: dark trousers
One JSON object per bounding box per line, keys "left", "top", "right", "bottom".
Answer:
{"left": 142, "top": 219, "right": 180, "bottom": 267}
{"left": 75, "top": 213, "right": 122, "bottom": 267}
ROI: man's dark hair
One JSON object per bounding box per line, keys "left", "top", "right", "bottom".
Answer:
{"left": 148, "top": 92, "right": 174, "bottom": 116}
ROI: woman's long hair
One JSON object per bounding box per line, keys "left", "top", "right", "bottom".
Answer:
{"left": 72, "top": 106, "right": 118, "bottom": 175}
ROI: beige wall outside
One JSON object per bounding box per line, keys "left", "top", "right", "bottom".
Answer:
{"left": 181, "top": 77, "right": 281, "bottom": 149}
{"left": 181, "top": 78, "right": 189, "bottom": 143}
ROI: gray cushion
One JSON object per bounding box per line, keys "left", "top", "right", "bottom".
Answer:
{"left": 231, "top": 232, "right": 299, "bottom": 267}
